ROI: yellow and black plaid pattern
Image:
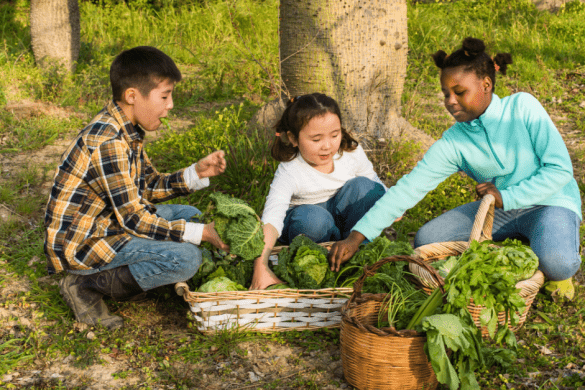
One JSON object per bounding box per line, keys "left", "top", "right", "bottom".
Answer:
{"left": 44, "top": 101, "right": 191, "bottom": 273}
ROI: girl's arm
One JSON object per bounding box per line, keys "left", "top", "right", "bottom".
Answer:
{"left": 250, "top": 163, "right": 295, "bottom": 290}
{"left": 249, "top": 223, "right": 282, "bottom": 290}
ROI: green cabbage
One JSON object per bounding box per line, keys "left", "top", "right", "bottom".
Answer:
{"left": 198, "top": 276, "right": 246, "bottom": 292}
{"left": 274, "top": 235, "right": 333, "bottom": 289}
{"left": 209, "top": 193, "right": 264, "bottom": 261}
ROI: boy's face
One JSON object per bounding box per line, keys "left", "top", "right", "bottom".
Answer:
{"left": 440, "top": 67, "right": 492, "bottom": 123}
{"left": 131, "top": 78, "right": 175, "bottom": 131}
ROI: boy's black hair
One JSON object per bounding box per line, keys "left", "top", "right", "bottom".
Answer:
{"left": 271, "top": 93, "right": 358, "bottom": 162}
{"left": 110, "top": 46, "right": 182, "bottom": 102}
{"left": 432, "top": 37, "right": 513, "bottom": 89}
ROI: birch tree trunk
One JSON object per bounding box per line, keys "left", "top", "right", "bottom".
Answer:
{"left": 30, "top": 0, "right": 80, "bottom": 72}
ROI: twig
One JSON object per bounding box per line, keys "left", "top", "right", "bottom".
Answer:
{"left": 233, "top": 369, "right": 308, "bottom": 389}
{"left": 0, "top": 202, "right": 26, "bottom": 221}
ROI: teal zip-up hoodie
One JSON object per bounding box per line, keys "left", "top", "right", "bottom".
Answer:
{"left": 354, "top": 92, "right": 582, "bottom": 241}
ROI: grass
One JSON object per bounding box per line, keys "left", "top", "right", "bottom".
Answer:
{"left": 0, "top": 0, "right": 584, "bottom": 388}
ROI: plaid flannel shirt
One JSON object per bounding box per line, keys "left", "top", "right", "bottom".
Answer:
{"left": 44, "top": 101, "right": 192, "bottom": 274}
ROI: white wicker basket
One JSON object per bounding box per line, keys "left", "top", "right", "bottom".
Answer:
{"left": 175, "top": 284, "right": 352, "bottom": 334}
{"left": 175, "top": 241, "right": 353, "bottom": 333}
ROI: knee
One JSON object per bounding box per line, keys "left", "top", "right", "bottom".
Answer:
{"left": 166, "top": 243, "right": 202, "bottom": 281}
{"left": 344, "top": 177, "right": 385, "bottom": 198}
{"left": 536, "top": 249, "right": 581, "bottom": 281}
{"left": 287, "top": 206, "right": 336, "bottom": 242}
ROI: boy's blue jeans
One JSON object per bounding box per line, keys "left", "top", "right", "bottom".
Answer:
{"left": 414, "top": 202, "right": 582, "bottom": 281}
{"left": 69, "top": 204, "right": 202, "bottom": 291}
{"left": 280, "top": 176, "right": 386, "bottom": 245}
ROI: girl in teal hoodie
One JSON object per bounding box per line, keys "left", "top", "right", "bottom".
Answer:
{"left": 330, "top": 37, "right": 582, "bottom": 299}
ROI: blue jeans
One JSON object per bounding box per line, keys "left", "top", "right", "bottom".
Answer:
{"left": 414, "top": 202, "right": 582, "bottom": 281}
{"left": 69, "top": 204, "right": 202, "bottom": 291}
{"left": 280, "top": 177, "right": 386, "bottom": 244}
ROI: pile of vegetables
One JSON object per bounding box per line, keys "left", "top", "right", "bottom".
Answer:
{"left": 401, "top": 238, "right": 539, "bottom": 390}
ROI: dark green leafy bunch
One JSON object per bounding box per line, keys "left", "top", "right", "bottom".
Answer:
{"left": 273, "top": 235, "right": 335, "bottom": 289}
{"left": 443, "top": 238, "right": 539, "bottom": 341}
{"left": 189, "top": 248, "right": 254, "bottom": 292}
{"left": 207, "top": 192, "right": 265, "bottom": 261}
{"left": 334, "top": 236, "right": 415, "bottom": 288}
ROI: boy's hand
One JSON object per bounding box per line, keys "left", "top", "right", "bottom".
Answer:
{"left": 202, "top": 222, "right": 229, "bottom": 252}
{"left": 475, "top": 182, "right": 503, "bottom": 208}
{"left": 195, "top": 150, "right": 226, "bottom": 178}
{"left": 329, "top": 231, "right": 365, "bottom": 272}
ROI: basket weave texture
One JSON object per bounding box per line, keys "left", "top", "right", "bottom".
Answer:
{"left": 409, "top": 194, "right": 545, "bottom": 336}
{"left": 340, "top": 255, "right": 443, "bottom": 390}
{"left": 175, "top": 242, "right": 353, "bottom": 334}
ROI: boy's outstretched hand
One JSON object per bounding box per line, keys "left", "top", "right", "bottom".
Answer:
{"left": 476, "top": 182, "right": 503, "bottom": 208}
{"left": 195, "top": 150, "right": 226, "bottom": 178}
{"left": 202, "top": 222, "right": 229, "bottom": 252}
{"left": 329, "top": 231, "right": 365, "bottom": 272}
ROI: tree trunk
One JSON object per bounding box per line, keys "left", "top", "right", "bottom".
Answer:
{"left": 30, "top": 0, "right": 80, "bottom": 73}
{"left": 252, "top": 0, "right": 434, "bottom": 151}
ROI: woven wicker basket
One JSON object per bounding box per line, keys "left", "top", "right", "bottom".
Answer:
{"left": 409, "top": 194, "right": 545, "bottom": 336}
{"left": 175, "top": 242, "right": 353, "bottom": 334}
{"left": 340, "top": 255, "right": 444, "bottom": 390}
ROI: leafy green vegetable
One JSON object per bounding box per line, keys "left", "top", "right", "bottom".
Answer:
{"left": 209, "top": 192, "right": 265, "bottom": 260}
{"left": 274, "top": 235, "right": 334, "bottom": 289}
{"left": 159, "top": 117, "right": 171, "bottom": 130}
{"left": 335, "top": 236, "right": 415, "bottom": 288}
{"left": 265, "top": 283, "right": 290, "bottom": 290}
{"left": 421, "top": 314, "right": 483, "bottom": 390}
{"left": 431, "top": 256, "right": 458, "bottom": 279}
{"left": 198, "top": 276, "right": 246, "bottom": 292}
{"left": 443, "top": 239, "right": 538, "bottom": 339}
{"left": 409, "top": 239, "right": 538, "bottom": 340}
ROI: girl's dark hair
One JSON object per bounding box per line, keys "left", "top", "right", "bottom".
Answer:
{"left": 110, "top": 46, "right": 182, "bottom": 102}
{"left": 432, "top": 37, "right": 513, "bottom": 89}
{"left": 272, "top": 93, "right": 358, "bottom": 162}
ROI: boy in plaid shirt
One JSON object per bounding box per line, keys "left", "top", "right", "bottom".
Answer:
{"left": 44, "top": 46, "right": 228, "bottom": 330}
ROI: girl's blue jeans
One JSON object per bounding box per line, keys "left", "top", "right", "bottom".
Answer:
{"left": 69, "top": 204, "right": 202, "bottom": 291}
{"left": 280, "top": 176, "right": 386, "bottom": 245}
{"left": 414, "top": 202, "right": 582, "bottom": 281}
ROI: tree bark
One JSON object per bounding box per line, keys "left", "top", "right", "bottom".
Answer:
{"left": 30, "top": 0, "right": 80, "bottom": 73}
{"left": 280, "top": 0, "right": 408, "bottom": 137}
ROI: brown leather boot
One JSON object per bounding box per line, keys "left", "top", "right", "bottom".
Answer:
{"left": 59, "top": 266, "right": 144, "bottom": 330}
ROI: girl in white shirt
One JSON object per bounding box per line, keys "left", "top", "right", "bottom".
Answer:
{"left": 250, "top": 93, "right": 386, "bottom": 290}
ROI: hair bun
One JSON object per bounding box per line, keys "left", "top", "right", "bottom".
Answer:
{"left": 493, "top": 52, "right": 513, "bottom": 75}
{"left": 462, "top": 37, "right": 485, "bottom": 57}
{"left": 432, "top": 50, "right": 448, "bottom": 68}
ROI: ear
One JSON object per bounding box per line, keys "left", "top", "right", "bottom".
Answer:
{"left": 122, "top": 87, "right": 139, "bottom": 105}
{"left": 287, "top": 131, "right": 298, "bottom": 147}
{"left": 483, "top": 76, "right": 493, "bottom": 93}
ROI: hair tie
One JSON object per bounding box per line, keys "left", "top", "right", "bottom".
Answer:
{"left": 494, "top": 62, "right": 500, "bottom": 73}
{"left": 275, "top": 132, "right": 281, "bottom": 137}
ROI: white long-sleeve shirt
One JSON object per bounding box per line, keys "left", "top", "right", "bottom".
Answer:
{"left": 261, "top": 144, "right": 386, "bottom": 235}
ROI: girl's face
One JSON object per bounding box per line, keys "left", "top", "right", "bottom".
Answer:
{"left": 288, "top": 112, "right": 342, "bottom": 174}
{"left": 440, "top": 67, "right": 492, "bottom": 123}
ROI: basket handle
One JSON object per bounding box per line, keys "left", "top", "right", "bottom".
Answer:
{"left": 469, "top": 194, "right": 495, "bottom": 244}
{"left": 175, "top": 282, "right": 191, "bottom": 296}
{"left": 350, "top": 255, "right": 445, "bottom": 304}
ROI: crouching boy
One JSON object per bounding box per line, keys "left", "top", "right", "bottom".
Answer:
{"left": 44, "top": 46, "right": 229, "bottom": 330}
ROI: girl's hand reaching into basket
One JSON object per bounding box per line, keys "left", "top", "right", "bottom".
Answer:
{"left": 329, "top": 231, "right": 366, "bottom": 272}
